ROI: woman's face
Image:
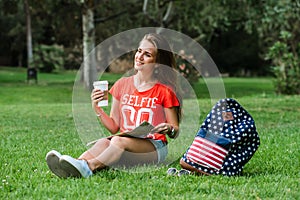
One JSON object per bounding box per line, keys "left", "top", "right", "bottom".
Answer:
{"left": 134, "top": 40, "right": 157, "bottom": 72}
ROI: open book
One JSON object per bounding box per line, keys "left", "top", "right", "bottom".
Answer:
{"left": 115, "top": 121, "right": 154, "bottom": 138}
{"left": 86, "top": 121, "right": 154, "bottom": 146}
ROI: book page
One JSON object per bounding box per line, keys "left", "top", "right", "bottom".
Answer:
{"left": 86, "top": 121, "right": 154, "bottom": 146}
{"left": 116, "top": 121, "right": 154, "bottom": 138}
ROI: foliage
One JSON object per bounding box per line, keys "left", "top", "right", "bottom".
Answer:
{"left": 63, "top": 45, "right": 83, "bottom": 70}
{"left": 0, "top": 68, "right": 299, "bottom": 199}
{"left": 266, "top": 31, "right": 300, "bottom": 94}
{"left": 231, "top": 0, "right": 300, "bottom": 94}
{"left": 0, "top": 0, "right": 26, "bottom": 66}
{"left": 175, "top": 50, "right": 200, "bottom": 96}
{"left": 243, "top": 0, "right": 300, "bottom": 48}
{"left": 33, "top": 44, "right": 64, "bottom": 73}
{"left": 1, "top": 0, "right": 300, "bottom": 81}
{"left": 170, "top": 0, "right": 229, "bottom": 44}
{"left": 0, "top": 0, "right": 82, "bottom": 67}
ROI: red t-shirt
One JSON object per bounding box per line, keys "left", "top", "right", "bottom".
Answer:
{"left": 109, "top": 76, "right": 180, "bottom": 143}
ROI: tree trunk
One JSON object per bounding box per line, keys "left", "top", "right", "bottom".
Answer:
{"left": 82, "top": 0, "right": 97, "bottom": 91}
{"left": 24, "top": 0, "right": 33, "bottom": 68}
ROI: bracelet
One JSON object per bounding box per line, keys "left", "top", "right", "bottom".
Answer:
{"left": 96, "top": 110, "right": 104, "bottom": 117}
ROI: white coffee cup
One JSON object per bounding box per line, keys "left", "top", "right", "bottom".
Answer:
{"left": 93, "top": 81, "right": 108, "bottom": 107}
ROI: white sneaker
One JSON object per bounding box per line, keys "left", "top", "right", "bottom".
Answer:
{"left": 59, "top": 155, "right": 93, "bottom": 178}
{"left": 46, "top": 150, "right": 69, "bottom": 178}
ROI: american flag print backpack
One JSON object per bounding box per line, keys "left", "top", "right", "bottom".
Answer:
{"left": 181, "top": 98, "right": 260, "bottom": 176}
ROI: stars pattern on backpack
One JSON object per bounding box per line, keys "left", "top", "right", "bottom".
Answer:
{"left": 182, "top": 98, "right": 260, "bottom": 176}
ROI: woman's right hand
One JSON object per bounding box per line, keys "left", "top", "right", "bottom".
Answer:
{"left": 91, "top": 90, "right": 120, "bottom": 134}
{"left": 91, "top": 89, "right": 106, "bottom": 110}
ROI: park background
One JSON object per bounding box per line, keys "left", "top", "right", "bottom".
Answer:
{"left": 0, "top": 1, "right": 299, "bottom": 199}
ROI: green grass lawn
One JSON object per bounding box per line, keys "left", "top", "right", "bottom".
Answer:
{"left": 0, "top": 67, "right": 299, "bottom": 199}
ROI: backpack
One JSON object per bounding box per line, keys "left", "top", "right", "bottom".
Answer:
{"left": 181, "top": 98, "right": 260, "bottom": 176}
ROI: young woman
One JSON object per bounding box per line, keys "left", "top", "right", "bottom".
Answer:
{"left": 46, "top": 33, "right": 182, "bottom": 178}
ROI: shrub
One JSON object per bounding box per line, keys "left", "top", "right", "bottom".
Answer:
{"left": 33, "top": 44, "right": 64, "bottom": 73}
{"left": 266, "top": 31, "right": 300, "bottom": 95}
{"left": 175, "top": 50, "right": 200, "bottom": 97}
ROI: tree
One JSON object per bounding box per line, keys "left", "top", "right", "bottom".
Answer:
{"left": 142, "top": 0, "right": 174, "bottom": 29}
{"left": 23, "top": 0, "right": 33, "bottom": 69}
{"left": 81, "top": 0, "right": 97, "bottom": 90}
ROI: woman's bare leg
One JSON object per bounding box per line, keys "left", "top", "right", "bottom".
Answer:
{"left": 88, "top": 136, "right": 157, "bottom": 171}
{"left": 78, "top": 138, "right": 110, "bottom": 160}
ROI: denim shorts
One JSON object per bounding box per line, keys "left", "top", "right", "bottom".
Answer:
{"left": 148, "top": 139, "right": 168, "bottom": 163}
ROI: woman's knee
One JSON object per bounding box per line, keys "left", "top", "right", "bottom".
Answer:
{"left": 110, "top": 136, "right": 127, "bottom": 149}
{"left": 95, "top": 138, "right": 110, "bottom": 146}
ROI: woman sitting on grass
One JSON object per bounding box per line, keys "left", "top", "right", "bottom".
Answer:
{"left": 46, "top": 33, "right": 182, "bottom": 178}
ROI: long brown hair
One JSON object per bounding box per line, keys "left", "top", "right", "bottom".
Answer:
{"left": 141, "top": 33, "right": 183, "bottom": 121}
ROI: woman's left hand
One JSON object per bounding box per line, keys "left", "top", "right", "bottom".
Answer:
{"left": 151, "top": 123, "right": 173, "bottom": 134}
